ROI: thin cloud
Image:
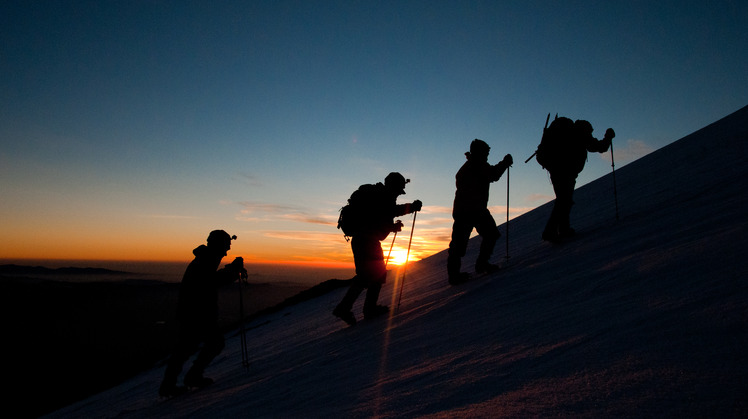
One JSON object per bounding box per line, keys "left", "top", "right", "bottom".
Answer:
{"left": 238, "top": 201, "right": 301, "bottom": 214}
{"left": 598, "top": 139, "right": 655, "bottom": 164}
{"left": 416, "top": 216, "right": 454, "bottom": 227}
{"left": 420, "top": 205, "right": 452, "bottom": 215}
{"left": 526, "top": 193, "right": 554, "bottom": 204}
{"left": 262, "top": 230, "right": 342, "bottom": 242}
{"left": 234, "top": 172, "right": 263, "bottom": 187}
{"left": 237, "top": 201, "right": 334, "bottom": 226}
{"left": 279, "top": 213, "right": 337, "bottom": 226}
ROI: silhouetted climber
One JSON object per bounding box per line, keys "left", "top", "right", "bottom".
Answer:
{"left": 333, "top": 172, "right": 422, "bottom": 326}
{"left": 535, "top": 117, "right": 615, "bottom": 242}
{"left": 448, "top": 139, "right": 513, "bottom": 285}
{"left": 159, "top": 230, "right": 248, "bottom": 397}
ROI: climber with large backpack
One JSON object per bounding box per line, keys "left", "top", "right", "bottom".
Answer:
{"left": 534, "top": 115, "right": 615, "bottom": 242}
{"left": 333, "top": 172, "right": 422, "bottom": 326}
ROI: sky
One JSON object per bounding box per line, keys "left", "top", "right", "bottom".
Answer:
{"left": 1, "top": 0, "right": 746, "bottom": 267}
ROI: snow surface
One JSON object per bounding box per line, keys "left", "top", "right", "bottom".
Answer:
{"left": 47, "top": 106, "right": 748, "bottom": 418}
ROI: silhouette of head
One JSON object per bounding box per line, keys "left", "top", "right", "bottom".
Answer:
{"left": 574, "top": 120, "right": 594, "bottom": 136}
{"left": 207, "top": 230, "right": 234, "bottom": 254}
{"left": 467, "top": 139, "right": 490, "bottom": 162}
{"left": 385, "top": 172, "right": 409, "bottom": 195}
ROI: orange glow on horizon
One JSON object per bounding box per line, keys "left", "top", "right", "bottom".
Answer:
{"left": 0, "top": 256, "right": 356, "bottom": 270}
{"left": 243, "top": 259, "right": 355, "bottom": 270}
{"left": 1, "top": 228, "right": 444, "bottom": 270}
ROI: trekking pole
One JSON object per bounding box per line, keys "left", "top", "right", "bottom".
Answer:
{"left": 505, "top": 166, "right": 510, "bottom": 264}
{"left": 238, "top": 272, "right": 250, "bottom": 370}
{"left": 525, "top": 113, "right": 551, "bottom": 163}
{"left": 396, "top": 211, "right": 417, "bottom": 312}
{"left": 384, "top": 230, "right": 398, "bottom": 269}
{"left": 610, "top": 138, "right": 619, "bottom": 221}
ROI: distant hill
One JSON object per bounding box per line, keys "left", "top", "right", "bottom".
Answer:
{"left": 0, "top": 264, "right": 132, "bottom": 277}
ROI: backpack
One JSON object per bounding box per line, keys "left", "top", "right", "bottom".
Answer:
{"left": 535, "top": 116, "right": 575, "bottom": 171}
{"left": 337, "top": 183, "right": 380, "bottom": 240}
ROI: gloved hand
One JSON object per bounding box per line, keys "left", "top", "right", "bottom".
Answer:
{"left": 604, "top": 128, "right": 616, "bottom": 140}
{"left": 502, "top": 154, "right": 513, "bottom": 166}
{"left": 411, "top": 199, "right": 422, "bottom": 212}
{"left": 230, "top": 257, "right": 248, "bottom": 280}
{"left": 392, "top": 220, "right": 404, "bottom": 232}
{"left": 230, "top": 257, "right": 244, "bottom": 269}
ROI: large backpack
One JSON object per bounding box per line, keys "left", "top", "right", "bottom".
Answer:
{"left": 337, "top": 183, "right": 381, "bottom": 240}
{"left": 535, "top": 116, "right": 576, "bottom": 171}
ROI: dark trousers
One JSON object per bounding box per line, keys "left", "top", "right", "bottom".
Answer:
{"left": 336, "top": 235, "right": 386, "bottom": 313}
{"left": 336, "top": 278, "right": 383, "bottom": 313}
{"left": 162, "top": 318, "right": 225, "bottom": 386}
{"left": 544, "top": 173, "right": 577, "bottom": 237}
{"left": 447, "top": 208, "right": 500, "bottom": 276}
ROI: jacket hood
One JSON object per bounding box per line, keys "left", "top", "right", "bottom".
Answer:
{"left": 193, "top": 244, "right": 228, "bottom": 258}
{"left": 193, "top": 244, "right": 209, "bottom": 257}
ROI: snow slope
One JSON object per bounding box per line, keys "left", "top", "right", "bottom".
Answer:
{"left": 47, "top": 105, "right": 748, "bottom": 418}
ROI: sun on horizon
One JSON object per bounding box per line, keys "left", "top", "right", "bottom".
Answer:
{"left": 386, "top": 248, "right": 420, "bottom": 266}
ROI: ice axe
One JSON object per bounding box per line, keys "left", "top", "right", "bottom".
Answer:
{"left": 525, "top": 113, "right": 551, "bottom": 163}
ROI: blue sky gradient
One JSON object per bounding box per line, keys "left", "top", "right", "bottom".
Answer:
{"left": 2, "top": 0, "right": 746, "bottom": 264}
